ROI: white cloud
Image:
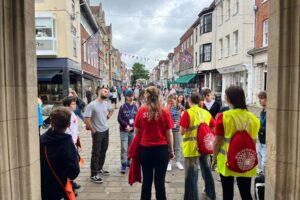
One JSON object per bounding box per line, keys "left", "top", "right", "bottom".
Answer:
{"left": 98, "top": 0, "right": 213, "bottom": 70}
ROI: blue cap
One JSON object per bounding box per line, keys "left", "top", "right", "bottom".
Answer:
{"left": 124, "top": 89, "right": 134, "bottom": 97}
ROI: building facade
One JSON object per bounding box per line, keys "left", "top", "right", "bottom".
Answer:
{"left": 248, "top": 0, "right": 269, "bottom": 105}
{"left": 80, "top": 1, "right": 100, "bottom": 97}
{"left": 35, "top": 0, "right": 82, "bottom": 103}
{"left": 214, "top": 0, "right": 255, "bottom": 102}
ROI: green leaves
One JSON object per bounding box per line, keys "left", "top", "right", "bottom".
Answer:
{"left": 131, "top": 63, "right": 150, "bottom": 85}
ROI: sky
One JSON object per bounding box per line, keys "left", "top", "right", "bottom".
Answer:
{"left": 90, "top": 0, "right": 213, "bottom": 70}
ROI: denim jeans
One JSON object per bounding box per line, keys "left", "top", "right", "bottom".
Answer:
{"left": 184, "top": 155, "right": 216, "bottom": 200}
{"left": 120, "top": 131, "right": 134, "bottom": 164}
{"left": 90, "top": 130, "right": 109, "bottom": 176}
{"left": 257, "top": 142, "right": 266, "bottom": 173}
{"left": 173, "top": 130, "right": 182, "bottom": 162}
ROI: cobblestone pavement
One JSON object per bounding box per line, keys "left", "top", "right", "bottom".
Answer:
{"left": 75, "top": 101, "right": 246, "bottom": 200}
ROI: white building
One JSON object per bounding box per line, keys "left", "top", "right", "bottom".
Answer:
{"left": 193, "top": 2, "right": 222, "bottom": 98}
{"left": 215, "top": 0, "right": 255, "bottom": 103}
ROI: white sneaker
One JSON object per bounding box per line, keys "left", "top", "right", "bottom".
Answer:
{"left": 167, "top": 163, "right": 172, "bottom": 171}
{"left": 176, "top": 162, "right": 184, "bottom": 170}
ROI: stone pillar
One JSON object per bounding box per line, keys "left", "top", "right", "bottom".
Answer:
{"left": 0, "top": 0, "right": 40, "bottom": 199}
{"left": 266, "top": 0, "right": 300, "bottom": 199}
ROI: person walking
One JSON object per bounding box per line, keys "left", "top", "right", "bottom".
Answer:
{"left": 117, "top": 89, "right": 138, "bottom": 174}
{"left": 117, "top": 86, "right": 123, "bottom": 102}
{"left": 40, "top": 107, "right": 80, "bottom": 200}
{"left": 213, "top": 86, "right": 260, "bottom": 200}
{"left": 84, "top": 87, "right": 114, "bottom": 184}
{"left": 202, "top": 88, "right": 221, "bottom": 119}
{"left": 165, "top": 94, "right": 185, "bottom": 171}
{"left": 179, "top": 92, "right": 216, "bottom": 200}
{"left": 110, "top": 86, "right": 118, "bottom": 109}
{"left": 134, "top": 86, "right": 174, "bottom": 200}
{"left": 257, "top": 91, "right": 267, "bottom": 175}
{"left": 86, "top": 86, "right": 93, "bottom": 104}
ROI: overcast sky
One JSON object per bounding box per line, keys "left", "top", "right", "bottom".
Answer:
{"left": 90, "top": 0, "right": 213, "bottom": 70}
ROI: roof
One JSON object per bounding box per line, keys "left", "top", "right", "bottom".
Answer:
{"left": 105, "top": 25, "right": 112, "bottom": 33}
{"left": 179, "top": 26, "right": 194, "bottom": 43}
{"left": 198, "top": 1, "right": 215, "bottom": 17}
{"left": 80, "top": 0, "right": 98, "bottom": 31}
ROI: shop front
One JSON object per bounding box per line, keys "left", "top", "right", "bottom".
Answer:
{"left": 37, "top": 58, "right": 82, "bottom": 104}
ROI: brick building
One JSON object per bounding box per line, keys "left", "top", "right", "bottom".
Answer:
{"left": 248, "top": 0, "right": 269, "bottom": 104}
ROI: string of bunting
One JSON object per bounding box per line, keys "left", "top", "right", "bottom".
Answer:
{"left": 120, "top": 52, "right": 162, "bottom": 62}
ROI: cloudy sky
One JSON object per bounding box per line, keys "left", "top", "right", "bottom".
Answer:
{"left": 90, "top": 0, "right": 213, "bottom": 70}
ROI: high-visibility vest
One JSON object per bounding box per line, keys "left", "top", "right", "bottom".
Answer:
{"left": 182, "top": 105, "right": 212, "bottom": 157}
{"left": 217, "top": 109, "right": 260, "bottom": 177}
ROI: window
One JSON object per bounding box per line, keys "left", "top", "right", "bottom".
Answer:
{"left": 263, "top": 19, "right": 268, "bottom": 47}
{"left": 195, "top": 52, "right": 198, "bottom": 66}
{"left": 200, "top": 43, "right": 212, "bottom": 63}
{"left": 200, "top": 13, "right": 212, "bottom": 34}
{"left": 219, "top": 4, "right": 223, "bottom": 25}
{"left": 219, "top": 39, "right": 223, "bottom": 58}
{"left": 72, "top": 27, "right": 77, "bottom": 57}
{"left": 233, "top": 31, "right": 238, "bottom": 54}
{"left": 225, "top": 35, "right": 230, "bottom": 57}
{"left": 195, "top": 28, "right": 198, "bottom": 42}
{"left": 226, "top": 0, "right": 231, "bottom": 21}
{"left": 83, "top": 43, "right": 87, "bottom": 62}
{"left": 233, "top": 0, "right": 239, "bottom": 15}
{"left": 263, "top": 65, "right": 267, "bottom": 90}
{"left": 36, "top": 18, "right": 55, "bottom": 38}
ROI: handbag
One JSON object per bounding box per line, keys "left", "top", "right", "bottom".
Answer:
{"left": 44, "top": 146, "right": 76, "bottom": 200}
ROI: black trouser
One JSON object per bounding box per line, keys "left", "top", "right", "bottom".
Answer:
{"left": 118, "top": 94, "right": 121, "bottom": 102}
{"left": 140, "top": 145, "right": 169, "bottom": 200}
{"left": 90, "top": 130, "right": 109, "bottom": 176}
{"left": 220, "top": 174, "right": 252, "bottom": 200}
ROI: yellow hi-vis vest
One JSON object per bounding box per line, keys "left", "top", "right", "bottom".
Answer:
{"left": 182, "top": 105, "right": 212, "bottom": 157}
{"left": 217, "top": 109, "right": 260, "bottom": 177}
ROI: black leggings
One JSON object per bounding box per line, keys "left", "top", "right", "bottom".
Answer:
{"left": 220, "top": 174, "right": 252, "bottom": 200}
{"left": 140, "top": 145, "right": 169, "bottom": 200}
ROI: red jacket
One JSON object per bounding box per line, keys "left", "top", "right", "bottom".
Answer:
{"left": 128, "top": 133, "right": 142, "bottom": 185}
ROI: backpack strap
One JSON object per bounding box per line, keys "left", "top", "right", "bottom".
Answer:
{"left": 44, "top": 146, "right": 72, "bottom": 198}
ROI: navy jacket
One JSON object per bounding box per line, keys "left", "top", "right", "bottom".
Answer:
{"left": 118, "top": 103, "right": 138, "bottom": 132}
{"left": 40, "top": 129, "right": 80, "bottom": 200}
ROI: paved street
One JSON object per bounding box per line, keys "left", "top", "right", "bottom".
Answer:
{"left": 74, "top": 101, "right": 245, "bottom": 200}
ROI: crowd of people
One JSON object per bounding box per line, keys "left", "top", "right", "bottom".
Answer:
{"left": 39, "top": 82, "right": 267, "bottom": 200}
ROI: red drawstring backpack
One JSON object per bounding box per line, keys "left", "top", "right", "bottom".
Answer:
{"left": 226, "top": 115, "right": 258, "bottom": 173}
{"left": 193, "top": 110, "right": 215, "bottom": 154}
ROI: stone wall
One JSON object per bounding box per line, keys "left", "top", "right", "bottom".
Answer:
{"left": 0, "top": 0, "right": 40, "bottom": 199}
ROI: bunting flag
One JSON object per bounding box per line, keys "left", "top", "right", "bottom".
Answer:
{"left": 120, "top": 52, "right": 162, "bottom": 62}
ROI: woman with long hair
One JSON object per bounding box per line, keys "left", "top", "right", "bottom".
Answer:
{"left": 213, "top": 86, "right": 260, "bottom": 200}
{"left": 134, "top": 86, "right": 174, "bottom": 200}
{"left": 165, "top": 94, "right": 185, "bottom": 171}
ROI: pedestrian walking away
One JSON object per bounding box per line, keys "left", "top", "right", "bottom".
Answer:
{"left": 165, "top": 94, "right": 185, "bottom": 171}
{"left": 134, "top": 86, "right": 174, "bottom": 200}
{"left": 213, "top": 86, "right": 260, "bottom": 200}
{"left": 84, "top": 87, "right": 114, "bottom": 184}
{"left": 179, "top": 92, "right": 216, "bottom": 200}
{"left": 117, "top": 89, "right": 138, "bottom": 174}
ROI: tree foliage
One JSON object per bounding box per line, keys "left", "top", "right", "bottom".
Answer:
{"left": 130, "top": 63, "right": 150, "bottom": 85}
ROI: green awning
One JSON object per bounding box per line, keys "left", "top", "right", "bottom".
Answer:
{"left": 168, "top": 81, "right": 176, "bottom": 85}
{"left": 175, "top": 74, "right": 196, "bottom": 83}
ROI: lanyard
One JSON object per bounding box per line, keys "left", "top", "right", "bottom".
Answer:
{"left": 125, "top": 104, "right": 136, "bottom": 118}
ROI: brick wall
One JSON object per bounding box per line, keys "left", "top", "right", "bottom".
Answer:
{"left": 255, "top": 0, "right": 270, "bottom": 48}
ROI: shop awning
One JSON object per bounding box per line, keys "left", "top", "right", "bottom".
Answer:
{"left": 38, "top": 70, "right": 60, "bottom": 81}
{"left": 175, "top": 74, "right": 196, "bottom": 83}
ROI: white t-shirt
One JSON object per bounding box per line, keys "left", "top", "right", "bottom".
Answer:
{"left": 65, "top": 112, "right": 78, "bottom": 144}
{"left": 204, "top": 100, "right": 215, "bottom": 111}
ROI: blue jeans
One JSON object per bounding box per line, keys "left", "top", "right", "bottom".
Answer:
{"left": 257, "top": 142, "right": 266, "bottom": 173}
{"left": 184, "top": 155, "right": 216, "bottom": 200}
{"left": 120, "top": 131, "right": 134, "bottom": 164}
